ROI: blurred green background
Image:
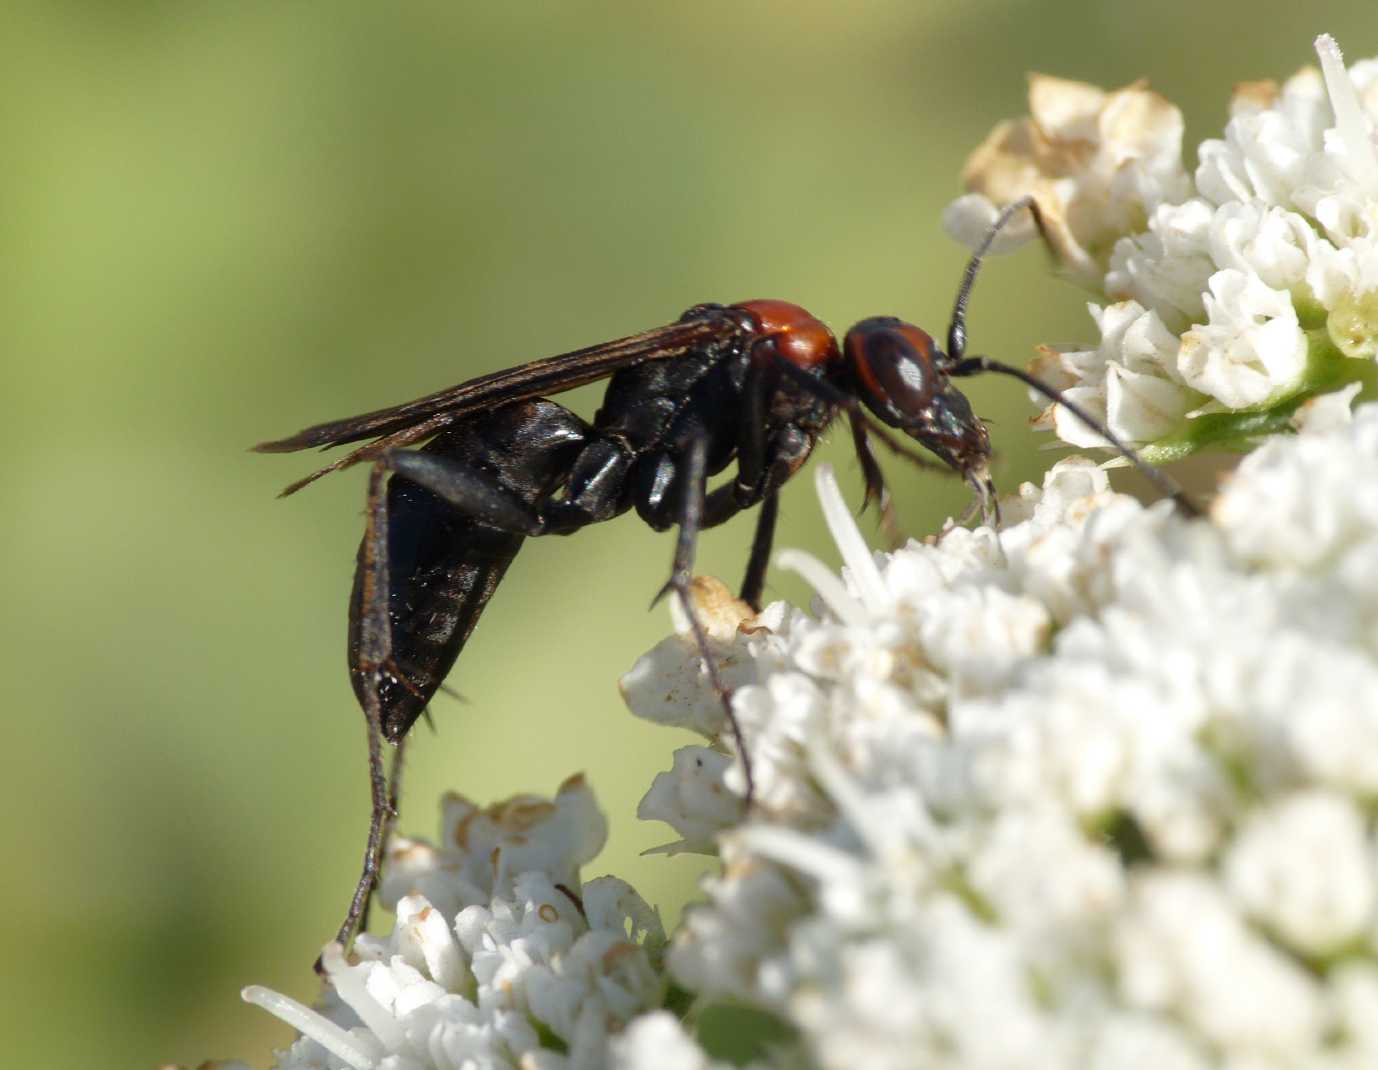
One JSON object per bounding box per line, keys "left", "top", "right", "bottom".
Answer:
{"left": 3, "top": 2, "right": 1371, "bottom": 1065}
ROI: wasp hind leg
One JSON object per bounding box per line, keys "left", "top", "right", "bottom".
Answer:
{"left": 649, "top": 435, "right": 758, "bottom": 805}
{"left": 329, "top": 410, "right": 588, "bottom": 961}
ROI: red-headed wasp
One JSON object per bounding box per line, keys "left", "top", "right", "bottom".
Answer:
{"left": 255, "top": 197, "right": 1195, "bottom": 955}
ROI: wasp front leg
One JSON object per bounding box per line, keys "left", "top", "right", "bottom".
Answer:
{"left": 849, "top": 412, "right": 904, "bottom": 547}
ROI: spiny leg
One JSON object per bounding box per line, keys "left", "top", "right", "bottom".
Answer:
{"left": 763, "top": 354, "right": 990, "bottom": 525}
{"left": 323, "top": 679, "right": 393, "bottom": 962}
{"left": 735, "top": 344, "right": 782, "bottom": 611}
{"left": 357, "top": 731, "right": 409, "bottom": 938}
{"left": 380, "top": 450, "right": 547, "bottom": 532}
{"left": 651, "top": 435, "right": 757, "bottom": 804}
{"left": 849, "top": 414, "right": 903, "bottom": 546}
{"left": 855, "top": 414, "right": 999, "bottom": 533}
{"left": 739, "top": 492, "right": 778, "bottom": 612}
{"left": 331, "top": 449, "right": 549, "bottom": 959}
{"left": 328, "top": 406, "right": 593, "bottom": 963}
{"left": 727, "top": 336, "right": 918, "bottom": 611}
{"left": 767, "top": 354, "right": 952, "bottom": 478}
{"left": 861, "top": 418, "right": 952, "bottom": 476}
{"left": 325, "top": 465, "right": 402, "bottom": 963}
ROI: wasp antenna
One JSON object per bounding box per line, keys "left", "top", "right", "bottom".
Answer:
{"left": 946, "top": 195, "right": 1048, "bottom": 362}
{"left": 950, "top": 355, "right": 1201, "bottom": 518}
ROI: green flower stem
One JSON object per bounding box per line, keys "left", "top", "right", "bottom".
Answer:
{"left": 1141, "top": 329, "right": 1378, "bottom": 463}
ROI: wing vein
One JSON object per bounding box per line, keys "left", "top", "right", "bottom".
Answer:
{"left": 255, "top": 315, "right": 735, "bottom": 495}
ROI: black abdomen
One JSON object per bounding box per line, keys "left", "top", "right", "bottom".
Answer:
{"left": 347, "top": 400, "right": 588, "bottom": 741}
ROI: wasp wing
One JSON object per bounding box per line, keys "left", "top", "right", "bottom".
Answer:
{"left": 255, "top": 316, "right": 735, "bottom": 496}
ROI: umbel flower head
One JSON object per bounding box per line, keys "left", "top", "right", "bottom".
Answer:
{"left": 945, "top": 33, "right": 1378, "bottom": 461}
{"left": 623, "top": 397, "right": 1378, "bottom": 1069}
{"left": 243, "top": 776, "right": 670, "bottom": 1070}
{"left": 245, "top": 406, "right": 1378, "bottom": 1069}
{"left": 241, "top": 33, "right": 1378, "bottom": 1070}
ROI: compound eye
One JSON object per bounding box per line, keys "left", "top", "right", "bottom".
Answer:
{"left": 845, "top": 321, "right": 940, "bottom": 424}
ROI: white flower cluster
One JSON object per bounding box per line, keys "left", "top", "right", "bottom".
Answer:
{"left": 238, "top": 38, "right": 1378, "bottom": 1068}
{"left": 621, "top": 401, "right": 1378, "bottom": 1070}
{"left": 945, "top": 34, "right": 1378, "bottom": 459}
{"left": 243, "top": 776, "right": 671, "bottom": 1070}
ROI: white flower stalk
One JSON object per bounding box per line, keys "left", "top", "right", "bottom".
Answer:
{"left": 624, "top": 400, "right": 1378, "bottom": 1069}
{"left": 948, "top": 34, "right": 1378, "bottom": 460}
{"left": 243, "top": 776, "right": 680, "bottom": 1070}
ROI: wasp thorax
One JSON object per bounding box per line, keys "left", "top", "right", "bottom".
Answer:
{"left": 735, "top": 299, "right": 841, "bottom": 369}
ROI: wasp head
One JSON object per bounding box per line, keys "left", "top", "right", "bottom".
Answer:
{"left": 841, "top": 316, "right": 992, "bottom": 480}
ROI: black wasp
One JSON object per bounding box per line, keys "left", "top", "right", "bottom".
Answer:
{"left": 256, "top": 198, "right": 1194, "bottom": 954}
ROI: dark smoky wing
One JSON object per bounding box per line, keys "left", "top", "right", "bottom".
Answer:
{"left": 253, "top": 317, "right": 731, "bottom": 455}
